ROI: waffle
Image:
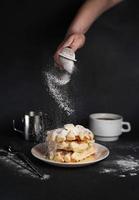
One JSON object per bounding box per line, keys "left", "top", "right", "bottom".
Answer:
{"left": 53, "top": 146, "right": 95, "bottom": 162}
{"left": 56, "top": 140, "right": 94, "bottom": 152}
{"left": 45, "top": 124, "right": 95, "bottom": 163}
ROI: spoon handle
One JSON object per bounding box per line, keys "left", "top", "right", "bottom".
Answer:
{"left": 16, "top": 153, "right": 43, "bottom": 178}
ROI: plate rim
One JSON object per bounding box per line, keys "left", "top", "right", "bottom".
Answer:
{"left": 31, "top": 142, "right": 110, "bottom": 167}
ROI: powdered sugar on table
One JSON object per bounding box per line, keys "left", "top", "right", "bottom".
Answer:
{"left": 99, "top": 143, "right": 139, "bottom": 178}
{"left": 0, "top": 150, "right": 50, "bottom": 181}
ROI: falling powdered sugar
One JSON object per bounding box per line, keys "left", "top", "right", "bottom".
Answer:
{"left": 46, "top": 70, "right": 71, "bottom": 86}
{"left": 43, "top": 67, "right": 75, "bottom": 116}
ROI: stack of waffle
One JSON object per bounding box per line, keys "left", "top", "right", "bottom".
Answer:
{"left": 45, "top": 124, "right": 95, "bottom": 163}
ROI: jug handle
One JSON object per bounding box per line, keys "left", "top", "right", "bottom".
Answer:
{"left": 13, "top": 120, "right": 24, "bottom": 134}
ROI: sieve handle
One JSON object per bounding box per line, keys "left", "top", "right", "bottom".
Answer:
{"left": 13, "top": 120, "right": 24, "bottom": 134}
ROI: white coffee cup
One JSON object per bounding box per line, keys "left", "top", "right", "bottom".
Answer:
{"left": 89, "top": 113, "right": 131, "bottom": 142}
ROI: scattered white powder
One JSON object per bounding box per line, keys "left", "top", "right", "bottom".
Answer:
{"left": 119, "top": 174, "right": 126, "bottom": 178}
{"left": 100, "top": 155, "right": 139, "bottom": 178}
{"left": 116, "top": 156, "right": 139, "bottom": 172}
{"left": 130, "top": 173, "right": 137, "bottom": 176}
{"left": 100, "top": 168, "right": 117, "bottom": 173}
{"left": 0, "top": 153, "right": 50, "bottom": 181}
{"left": 41, "top": 174, "right": 50, "bottom": 180}
{"left": 43, "top": 68, "right": 75, "bottom": 116}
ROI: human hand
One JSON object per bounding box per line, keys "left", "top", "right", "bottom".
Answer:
{"left": 54, "top": 33, "right": 85, "bottom": 67}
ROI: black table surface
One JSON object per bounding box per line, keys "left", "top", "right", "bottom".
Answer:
{"left": 0, "top": 132, "right": 139, "bottom": 200}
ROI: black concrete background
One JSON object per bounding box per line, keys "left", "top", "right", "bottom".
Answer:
{"left": 0, "top": 0, "right": 139, "bottom": 138}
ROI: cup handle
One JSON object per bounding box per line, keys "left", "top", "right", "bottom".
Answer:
{"left": 13, "top": 120, "right": 24, "bottom": 134}
{"left": 121, "top": 122, "right": 131, "bottom": 133}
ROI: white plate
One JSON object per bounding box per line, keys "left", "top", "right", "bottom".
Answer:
{"left": 31, "top": 143, "right": 109, "bottom": 167}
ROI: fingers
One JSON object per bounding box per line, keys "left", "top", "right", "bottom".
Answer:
{"left": 54, "top": 51, "right": 63, "bottom": 68}
{"left": 70, "top": 43, "right": 78, "bottom": 52}
{"left": 66, "top": 33, "right": 85, "bottom": 52}
{"left": 54, "top": 33, "right": 86, "bottom": 68}
{"left": 61, "top": 36, "right": 74, "bottom": 49}
{"left": 54, "top": 36, "right": 74, "bottom": 67}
